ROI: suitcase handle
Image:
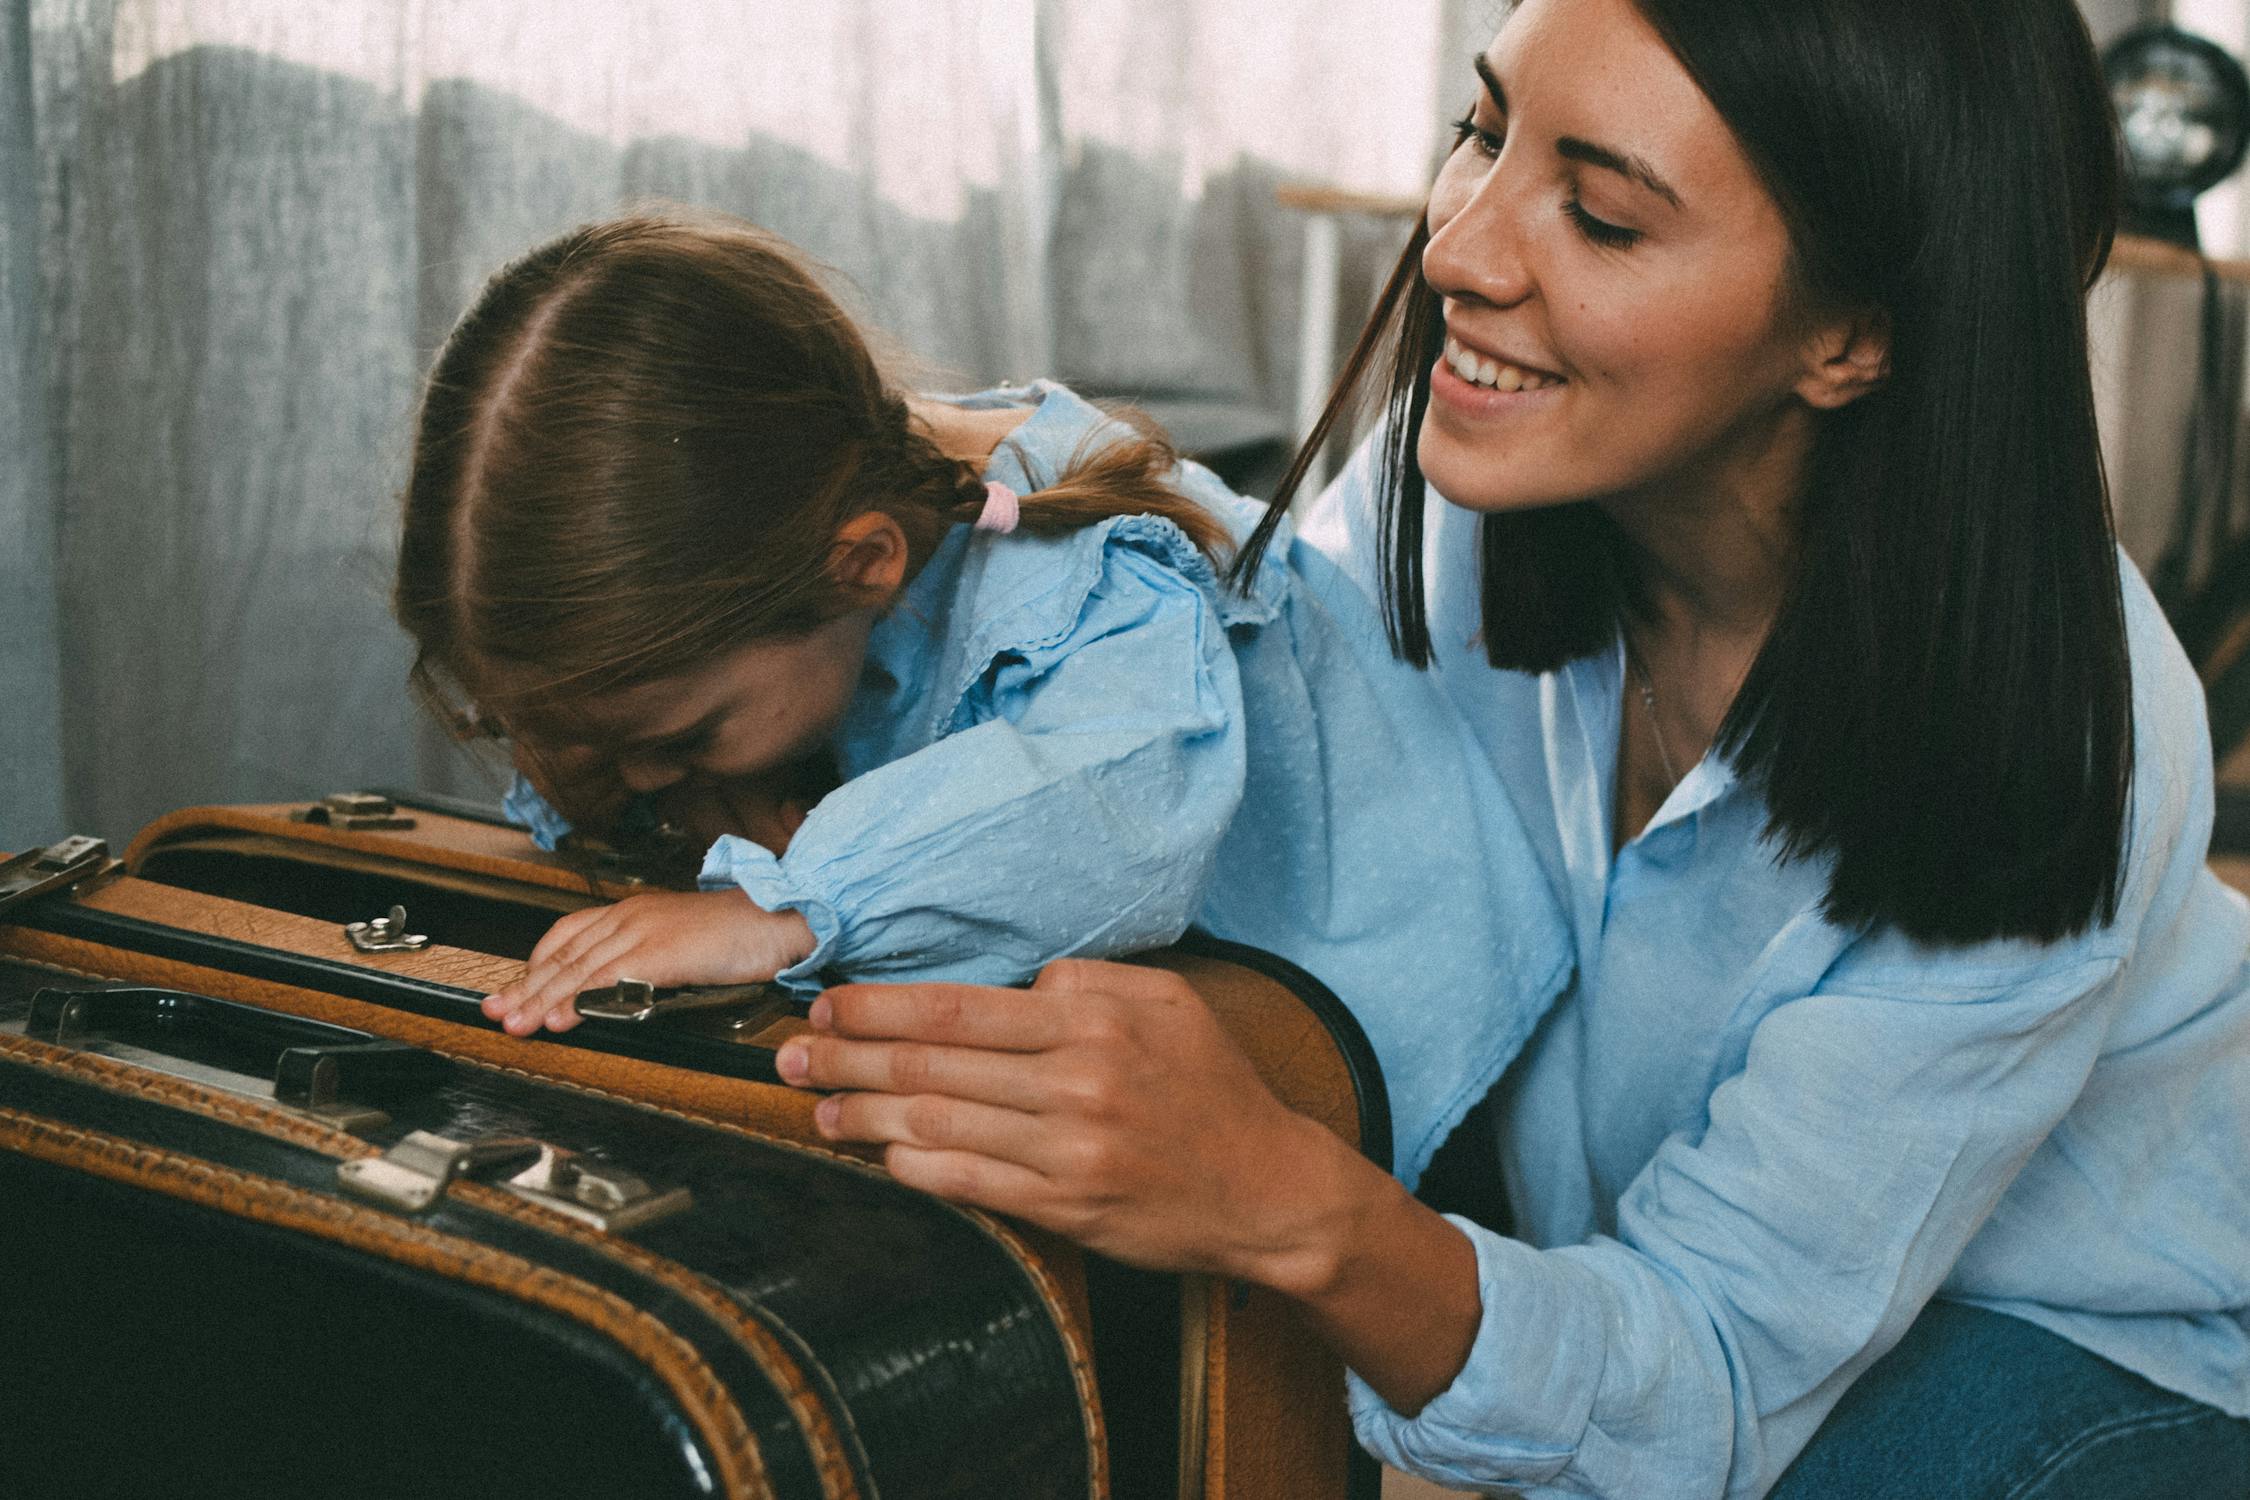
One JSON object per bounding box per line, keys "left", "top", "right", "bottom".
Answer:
{"left": 25, "top": 986, "right": 449, "bottom": 1131}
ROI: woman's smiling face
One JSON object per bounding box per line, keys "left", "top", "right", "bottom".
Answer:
{"left": 1418, "top": 0, "right": 1833, "bottom": 518}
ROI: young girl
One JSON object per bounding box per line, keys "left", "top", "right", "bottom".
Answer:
{"left": 391, "top": 212, "right": 1571, "bottom": 1190}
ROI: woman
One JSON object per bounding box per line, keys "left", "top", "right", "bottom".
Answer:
{"left": 772, "top": 0, "right": 2250, "bottom": 1492}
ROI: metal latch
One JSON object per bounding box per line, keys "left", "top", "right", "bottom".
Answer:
{"left": 576, "top": 977, "right": 788, "bottom": 1027}
{"left": 503, "top": 1145, "right": 695, "bottom": 1233}
{"left": 295, "top": 792, "right": 417, "bottom": 832}
{"left": 0, "top": 837, "right": 119, "bottom": 920}
{"left": 337, "top": 1130, "right": 692, "bottom": 1233}
{"left": 337, "top": 1132, "right": 542, "bottom": 1213}
{"left": 344, "top": 905, "right": 430, "bottom": 953}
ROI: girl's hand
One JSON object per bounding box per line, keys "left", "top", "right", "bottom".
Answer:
{"left": 772, "top": 959, "right": 1365, "bottom": 1289}
{"left": 483, "top": 889, "right": 817, "bottom": 1035}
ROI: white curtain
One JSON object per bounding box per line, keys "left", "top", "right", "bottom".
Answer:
{"left": 9, "top": 0, "right": 2209, "bottom": 848}
{"left": 4, "top": 0, "right": 1479, "bottom": 846}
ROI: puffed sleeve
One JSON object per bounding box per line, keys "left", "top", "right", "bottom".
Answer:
{"left": 699, "top": 539, "right": 1246, "bottom": 994}
{"left": 1349, "top": 946, "right": 2131, "bottom": 1497}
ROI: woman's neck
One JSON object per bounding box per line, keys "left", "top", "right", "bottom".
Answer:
{"left": 1602, "top": 404, "right": 1809, "bottom": 652}
{"left": 1597, "top": 407, "right": 1810, "bottom": 826}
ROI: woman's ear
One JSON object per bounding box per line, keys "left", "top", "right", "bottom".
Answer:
{"left": 826, "top": 511, "right": 912, "bottom": 606}
{"left": 1796, "top": 309, "right": 1891, "bottom": 411}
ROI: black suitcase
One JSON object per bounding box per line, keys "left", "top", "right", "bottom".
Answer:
{"left": 0, "top": 960, "right": 1101, "bottom": 1499}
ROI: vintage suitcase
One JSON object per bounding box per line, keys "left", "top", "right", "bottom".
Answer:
{"left": 4, "top": 806, "right": 1392, "bottom": 1500}
{"left": 0, "top": 963, "right": 1097, "bottom": 1499}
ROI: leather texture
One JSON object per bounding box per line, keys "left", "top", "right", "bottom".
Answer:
{"left": 0, "top": 959, "right": 1099, "bottom": 1500}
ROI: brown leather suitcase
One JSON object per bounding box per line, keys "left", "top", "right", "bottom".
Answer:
{"left": 7, "top": 802, "right": 1391, "bottom": 1500}
{"left": 0, "top": 959, "right": 1098, "bottom": 1499}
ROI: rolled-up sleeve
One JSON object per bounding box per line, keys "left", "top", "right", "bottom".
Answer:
{"left": 1351, "top": 951, "right": 2127, "bottom": 1498}
{"left": 701, "top": 542, "right": 1246, "bottom": 993}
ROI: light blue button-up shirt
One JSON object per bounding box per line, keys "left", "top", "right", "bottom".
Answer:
{"left": 510, "top": 383, "right": 1572, "bottom": 1187}
{"left": 1305, "top": 440, "right": 2250, "bottom": 1497}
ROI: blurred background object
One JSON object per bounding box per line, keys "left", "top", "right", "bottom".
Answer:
{"left": 13, "top": 0, "right": 2250, "bottom": 853}
{"left": 2106, "top": 20, "right": 2250, "bottom": 248}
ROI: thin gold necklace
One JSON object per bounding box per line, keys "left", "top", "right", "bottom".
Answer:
{"left": 1625, "top": 639, "right": 1682, "bottom": 787}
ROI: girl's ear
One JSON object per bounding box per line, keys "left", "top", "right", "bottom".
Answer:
{"left": 1796, "top": 308, "right": 1891, "bottom": 411}
{"left": 827, "top": 511, "right": 912, "bottom": 605}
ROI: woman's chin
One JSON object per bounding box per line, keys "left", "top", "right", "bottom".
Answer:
{"left": 1416, "top": 428, "right": 1571, "bottom": 516}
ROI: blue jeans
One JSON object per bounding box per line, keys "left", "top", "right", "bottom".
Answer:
{"left": 1771, "top": 1300, "right": 2250, "bottom": 1499}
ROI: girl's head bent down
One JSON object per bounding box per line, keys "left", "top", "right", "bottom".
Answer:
{"left": 395, "top": 213, "right": 1221, "bottom": 796}
{"left": 393, "top": 214, "right": 953, "bottom": 779}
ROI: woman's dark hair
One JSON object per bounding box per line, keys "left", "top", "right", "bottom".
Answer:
{"left": 1238, "top": 0, "right": 2132, "bottom": 947}
{"left": 396, "top": 212, "right": 1225, "bottom": 729}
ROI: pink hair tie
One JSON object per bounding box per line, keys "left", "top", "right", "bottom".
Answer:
{"left": 974, "top": 480, "right": 1021, "bottom": 535}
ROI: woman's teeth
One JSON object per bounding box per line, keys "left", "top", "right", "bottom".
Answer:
{"left": 1444, "top": 336, "right": 1559, "bottom": 392}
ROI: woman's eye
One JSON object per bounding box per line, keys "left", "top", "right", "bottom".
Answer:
{"left": 1449, "top": 113, "right": 1504, "bottom": 161}
{"left": 1565, "top": 197, "right": 1642, "bottom": 250}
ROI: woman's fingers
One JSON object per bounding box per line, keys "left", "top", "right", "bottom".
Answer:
{"left": 814, "top": 981, "right": 1077, "bottom": 1051}
{"left": 879, "top": 1145, "right": 1055, "bottom": 1221}
{"left": 782, "top": 963, "right": 1338, "bottom": 1280}
{"left": 779, "top": 1034, "right": 1059, "bottom": 1114}
{"left": 816, "top": 1088, "right": 1050, "bottom": 1166}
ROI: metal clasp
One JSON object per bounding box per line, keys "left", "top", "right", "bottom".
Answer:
{"left": 575, "top": 977, "right": 786, "bottom": 1025}
{"left": 344, "top": 905, "right": 430, "bottom": 953}
{"left": 502, "top": 1144, "right": 694, "bottom": 1233}
{"left": 0, "top": 837, "right": 120, "bottom": 920}
{"left": 295, "top": 792, "right": 417, "bottom": 832}
{"left": 337, "top": 1131, "right": 691, "bottom": 1233}
{"left": 337, "top": 1131, "right": 541, "bottom": 1213}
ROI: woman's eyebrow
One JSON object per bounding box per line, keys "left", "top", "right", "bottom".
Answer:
{"left": 1472, "top": 53, "right": 1684, "bottom": 211}
{"left": 1473, "top": 53, "right": 1508, "bottom": 114}
{"left": 1557, "top": 137, "right": 1683, "bottom": 210}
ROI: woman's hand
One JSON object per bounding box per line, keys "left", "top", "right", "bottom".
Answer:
{"left": 774, "top": 959, "right": 1363, "bottom": 1286}
{"left": 483, "top": 888, "right": 817, "bottom": 1035}
{"left": 774, "top": 957, "right": 1488, "bottom": 1413}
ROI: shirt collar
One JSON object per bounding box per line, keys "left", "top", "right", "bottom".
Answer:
{"left": 1563, "top": 633, "right": 1741, "bottom": 846}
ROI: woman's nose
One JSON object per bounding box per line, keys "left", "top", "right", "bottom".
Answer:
{"left": 1424, "top": 165, "right": 1535, "bottom": 310}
